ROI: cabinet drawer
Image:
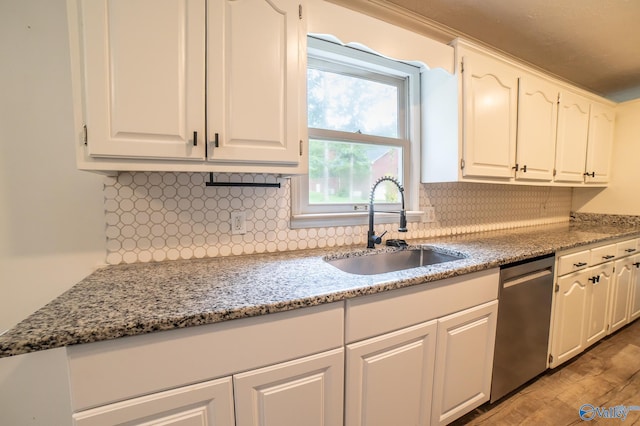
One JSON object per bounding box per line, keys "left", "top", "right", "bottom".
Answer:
{"left": 590, "top": 244, "right": 617, "bottom": 265}
{"left": 617, "top": 239, "right": 638, "bottom": 257}
{"left": 557, "top": 250, "right": 590, "bottom": 276}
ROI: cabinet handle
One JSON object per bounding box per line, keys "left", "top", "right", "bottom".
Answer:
{"left": 626, "top": 248, "right": 637, "bottom": 253}
{"left": 602, "top": 255, "right": 615, "bottom": 260}
{"left": 633, "top": 262, "right": 640, "bottom": 268}
{"left": 512, "top": 164, "right": 519, "bottom": 172}
{"left": 583, "top": 171, "right": 595, "bottom": 178}
{"left": 588, "top": 276, "right": 600, "bottom": 283}
{"left": 193, "top": 131, "right": 197, "bottom": 146}
{"left": 521, "top": 165, "right": 527, "bottom": 173}
{"left": 573, "top": 262, "right": 587, "bottom": 267}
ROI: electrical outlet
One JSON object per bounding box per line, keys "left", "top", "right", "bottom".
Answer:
{"left": 231, "top": 211, "right": 247, "bottom": 235}
{"left": 423, "top": 206, "right": 435, "bottom": 223}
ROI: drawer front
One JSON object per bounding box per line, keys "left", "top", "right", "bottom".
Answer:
{"left": 590, "top": 244, "right": 617, "bottom": 265}
{"left": 617, "top": 239, "right": 638, "bottom": 257}
{"left": 557, "top": 250, "right": 590, "bottom": 276}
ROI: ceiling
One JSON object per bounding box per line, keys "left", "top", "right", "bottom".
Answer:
{"left": 336, "top": 0, "right": 640, "bottom": 102}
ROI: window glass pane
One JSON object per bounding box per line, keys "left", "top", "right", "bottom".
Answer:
{"left": 308, "top": 68, "right": 399, "bottom": 138}
{"left": 309, "top": 139, "right": 402, "bottom": 204}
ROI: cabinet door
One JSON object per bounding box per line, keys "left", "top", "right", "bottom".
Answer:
{"left": 584, "top": 263, "right": 613, "bottom": 347}
{"left": 80, "top": 0, "right": 206, "bottom": 159}
{"left": 585, "top": 102, "right": 615, "bottom": 184}
{"left": 431, "top": 300, "right": 498, "bottom": 426}
{"left": 345, "top": 320, "right": 437, "bottom": 426}
{"left": 460, "top": 51, "right": 518, "bottom": 178}
{"left": 73, "top": 377, "right": 234, "bottom": 426}
{"left": 234, "top": 348, "right": 343, "bottom": 426}
{"left": 628, "top": 255, "right": 640, "bottom": 322}
{"left": 515, "top": 75, "right": 558, "bottom": 182}
{"left": 554, "top": 91, "right": 590, "bottom": 182}
{"left": 207, "top": 0, "right": 304, "bottom": 167}
{"left": 610, "top": 259, "right": 632, "bottom": 333}
{"left": 549, "top": 270, "right": 588, "bottom": 367}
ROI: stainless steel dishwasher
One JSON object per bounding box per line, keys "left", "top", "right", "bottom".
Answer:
{"left": 490, "top": 254, "right": 555, "bottom": 402}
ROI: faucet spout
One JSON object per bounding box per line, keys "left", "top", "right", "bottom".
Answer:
{"left": 367, "top": 176, "right": 407, "bottom": 249}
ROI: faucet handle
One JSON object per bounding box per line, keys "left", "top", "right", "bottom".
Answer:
{"left": 373, "top": 230, "right": 388, "bottom": 245}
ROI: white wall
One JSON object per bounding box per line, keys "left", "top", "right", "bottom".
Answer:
{"left": 0, "top": 0, "right": 105, "bottom": 332}
{"left": 572, "top": 99, "right": 640, "bottom": 215}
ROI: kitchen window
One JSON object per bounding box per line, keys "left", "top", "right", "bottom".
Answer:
{"left": 291, "top": 36, "right": 422, "bottom": 228}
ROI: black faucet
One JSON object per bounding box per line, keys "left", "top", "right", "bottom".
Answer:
{"left": 367, "top": 176, "right": 408, "bottom": 249}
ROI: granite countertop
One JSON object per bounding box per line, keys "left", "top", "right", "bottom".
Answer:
{"left": 2, "top": 219, "right": 640, "bottom": 358}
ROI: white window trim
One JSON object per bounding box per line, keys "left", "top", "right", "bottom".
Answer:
{"left": 291, "top": 35, "right": 423, "bottom": 229}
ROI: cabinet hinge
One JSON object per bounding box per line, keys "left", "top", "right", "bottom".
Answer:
{"left": 557, "top": 93, "right": 561, "bottom": 104}
{"left": 298, "top": 4, "right": 302, "bottom": 19}
{"left": 460, "top": 158, "right": 465, "bottom": 170}
{"left": 299, "top": 140, "right": 303, "bottom": 156}
{"left": 553, "top": 169, "right": 557, "bottom": 177}
{"left": 548, "top": 354, "right": 553, "bottom": 364}
{"left": 460, "top": 59, "right": 464, "bottom": 74}
{"left": 82, "top": 124, "right": 88, "bottom": 145}
{"left": 555, "top": 283, "right": 559, "bottom": 292}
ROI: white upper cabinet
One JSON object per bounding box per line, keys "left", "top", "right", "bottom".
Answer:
{"left": 207, "top": 0, "right": 304, "bottom": 166}
{"left": 459, "top": 48, "right": 518, "bottom": 179}
{"left": 554, "top": 91, "right": 591, "bottom": 183}
{"left": 515, "top": 75, "right": 558, "bottom": 182}
{"left": 79, "top": 0, "right": 206, "bottom": 160}
{"left": 70, "top": 0, "right": 306, "bottom": 173}
{"left": 585, "top": 102, "right": 615, "bottom": 184}
{"left": 423, "top": 39, "right": 615, "bottom": 187}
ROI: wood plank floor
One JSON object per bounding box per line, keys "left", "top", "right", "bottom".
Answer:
{"left": 452, "top": 319, "right": 640, "bottom": 425}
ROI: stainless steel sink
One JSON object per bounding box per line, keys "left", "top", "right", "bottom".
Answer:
{"left": 325, "top": 247, "right": 464, "bottom": 275}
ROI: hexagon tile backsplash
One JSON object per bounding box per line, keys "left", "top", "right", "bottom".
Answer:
{"left": 104, "top": 172, "right": 572, "bottom": 264}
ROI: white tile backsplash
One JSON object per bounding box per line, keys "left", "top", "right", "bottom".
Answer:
{"left": 103, "top": 172, "right": 572, "bottom": 264}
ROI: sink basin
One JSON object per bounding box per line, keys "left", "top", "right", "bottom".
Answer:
{"left": 325, "top": 247, "right": 464, "bottom": 275}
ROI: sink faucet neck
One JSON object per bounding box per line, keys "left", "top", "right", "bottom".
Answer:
{"left": 367, "top": 176, "right": 407, "bottom": 249}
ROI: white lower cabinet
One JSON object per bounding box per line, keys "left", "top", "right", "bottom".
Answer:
{"left": 584, "top": 263, "right": 613, "bottom": 346}
{"left": 73, "top": 377, "right": 235, "bottom": 426}
{"left": 550, "top": 238, "right": 640, "bottom": 368}
{"left": 629, "top": 255, "right": 640, "bottom": 322}
{"left": 345, "top": 320, "right": 438, "bottom": 426}
{"left": 610, "top": 258, "right": 634, "bottom": 333}
{"left": 65, "top": 271, "right": 502, "bottom": 426}
{"left": 344, "top": 269, "right": 500, "bottom": 426}
{"left": 234, "top": 349, "right": 344, "bottom": 426}
{"left": 431, "top": 301, "right": 498, "bottom": 426}
{"left": 550, "top": 263, "right": 612, "bottom": 367}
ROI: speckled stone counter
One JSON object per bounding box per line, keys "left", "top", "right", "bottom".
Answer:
{"left": 2, "top": 219, "right": 640, "bottom": 358}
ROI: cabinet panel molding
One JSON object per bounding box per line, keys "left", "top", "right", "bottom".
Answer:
{"left": 345, "top": 320, "right": 438, "bottom": 426}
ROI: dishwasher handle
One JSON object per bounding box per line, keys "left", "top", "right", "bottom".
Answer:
{"left": 503, "top": 269, "right": 552, "bottom": 289}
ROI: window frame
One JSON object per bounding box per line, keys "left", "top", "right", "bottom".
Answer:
{"left": 291, "top": 35, "right": 422, "bottom": 228}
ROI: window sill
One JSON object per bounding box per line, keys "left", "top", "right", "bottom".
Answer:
{"left": 290, "top": 211, "right": 425, "bottom": 229}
